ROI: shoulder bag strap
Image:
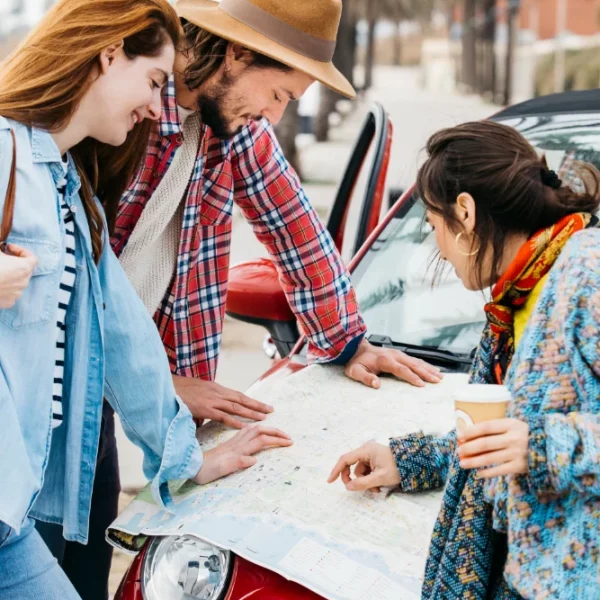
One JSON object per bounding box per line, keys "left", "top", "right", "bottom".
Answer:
{"left": 0, "top": 129, "right": 17, "bottom": 252}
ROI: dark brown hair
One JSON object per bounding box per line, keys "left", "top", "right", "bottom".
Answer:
{"left": 180, "top": 18, "right": 291, "bottom": 92}
{"left": 416, "top": 120, "right": 600, "bottom": 287}
{"left": 0, "top": 0, "right": 182, "bottom": 262}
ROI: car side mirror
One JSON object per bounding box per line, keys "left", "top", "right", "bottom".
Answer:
{"left": 226, "top": 258, "right": 299, "bottom": 358}
{"left": 388, "top": 186, "right": 405, "bottom": 210}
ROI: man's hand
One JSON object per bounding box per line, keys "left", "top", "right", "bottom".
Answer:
{"left": 458, "top": 418, "right": 529, "bottom": 478}
{"left": 0, "top": 244, "right": 37, "bottom": 308}
{"left": 345, "top": 339, "right": 442, "bottom": 389}
{"left": 328, "top": 441, "right": 400, "bottom": 492}
{"left": 173, "top": 375, "right": 274, "bottom": 429}
{"left": 193, "top": 424, "right": 293, "bottom": 485}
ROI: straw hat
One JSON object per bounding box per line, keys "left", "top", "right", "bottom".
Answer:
{"left": 175, "top": 0, "right": 355, "bottom": 99}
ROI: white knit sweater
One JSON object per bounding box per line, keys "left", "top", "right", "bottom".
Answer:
{"left": 119, "top": 111, "right": 201, "bottom": 315}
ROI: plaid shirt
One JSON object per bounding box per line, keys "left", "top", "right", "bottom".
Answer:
{"left": 111, "top": 79, "right": 366, "bottom": 381}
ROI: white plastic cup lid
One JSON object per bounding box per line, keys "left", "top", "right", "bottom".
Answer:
{"left": 452, "top": 384, "right": 512, "bottom": 403}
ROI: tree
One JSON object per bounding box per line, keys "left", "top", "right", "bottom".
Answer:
{"left": 364, "top": 2, "right": 377, "bottom": 91}
{"left": 314, "top": 0, "right": 358, "bottom": 142}
{"left": 274, "top": 103, "right": 301, "bottom": 176}
{"left": 314, "top": 0, "right": 443, "bottom": 141}
{"left": 461, "top": 0, "right": 477, "bottom": 91}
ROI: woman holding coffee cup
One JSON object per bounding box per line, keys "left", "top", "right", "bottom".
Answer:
{"left": 329, "top": 121, "right": 600, "bottom": 599}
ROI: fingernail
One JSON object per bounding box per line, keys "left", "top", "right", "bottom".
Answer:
{"left": 268, "top": 405, "right": 274, "bottom": 412}
{"left": 372, "top": 379, "right": 380, "bottom": 389}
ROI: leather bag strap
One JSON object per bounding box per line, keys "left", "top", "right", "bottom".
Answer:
{"left": 0, "top": 129, "right": 17, "bottom": 252}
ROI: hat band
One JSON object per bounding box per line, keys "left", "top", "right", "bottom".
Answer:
{"left": 219, "top": 0, "right": 335, "bottom": 63}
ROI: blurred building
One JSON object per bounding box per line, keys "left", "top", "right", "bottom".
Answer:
{"left": 423, "top": 0, "right": 600, "bottom": 105}
{"left": 517, "top": 0, "right": 600, "bottom": 39}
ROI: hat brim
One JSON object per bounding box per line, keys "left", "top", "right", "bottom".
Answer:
{"left": 176, "top": 0, "right": 356, "bottom": 99}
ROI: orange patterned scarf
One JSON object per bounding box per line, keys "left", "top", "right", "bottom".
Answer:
{"left": 484, "top": 212, "right": 595, "bottom": 384}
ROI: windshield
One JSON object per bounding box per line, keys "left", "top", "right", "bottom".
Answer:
{"left": 352, "top": 111, "right": 600, "bottom": 357}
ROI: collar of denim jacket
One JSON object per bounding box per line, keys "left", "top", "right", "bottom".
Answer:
{"left": 31, "top": 126, "right": 63, "bottom": 164}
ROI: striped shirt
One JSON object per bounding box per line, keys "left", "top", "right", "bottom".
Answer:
{"left": 52, "top": 158, "right": 76, "bottom": 429}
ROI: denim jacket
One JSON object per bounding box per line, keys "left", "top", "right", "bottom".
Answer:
{"left": 0, "top": 117, "right": 203, "bottom": 543}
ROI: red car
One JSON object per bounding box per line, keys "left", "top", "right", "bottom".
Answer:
{"left": 114, "top": 90, "right": 600, "bottom": 600}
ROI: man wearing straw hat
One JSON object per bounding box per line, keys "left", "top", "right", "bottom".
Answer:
{"left": 113, "top": 0, "right": 442, "bottom": 421}
{"left": 38, "top": 2, "right": 443, "bottom": 598}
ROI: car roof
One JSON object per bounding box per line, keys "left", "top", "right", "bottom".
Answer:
{"left": 493, "top": 89, "right": 600, "bottom": 119}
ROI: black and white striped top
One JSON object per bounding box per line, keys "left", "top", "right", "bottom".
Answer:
{"left": 52, "top": 159, "right": 76, "bottom": 429}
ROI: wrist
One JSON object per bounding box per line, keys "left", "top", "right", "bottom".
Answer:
{"left": 329, "top": 334, "right": 366, "bottom": 366}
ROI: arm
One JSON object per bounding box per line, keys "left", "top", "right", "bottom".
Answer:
{"left": 528, "top": 413, "right": 600, "bottom": 496}
{"left": 0, "top": 127, "right": 38, "bottom": 307}
{"left": 229, "top": 123, "right": 441, "bottom": 388}
{"left": 99, "top": 238, "right": 203, "bottom": 511}
{"left": 230, "top": 121, "right": 366, "bottom": 363}
{"left": 328, "top": 431, "right": 456, "bottom": 493}
{"left": 100, "top": 224, "right": 293, "bottom": 504}
{"left": 517, "top": 230, "right": 600, "bottom": 497}
{"left": 390, "top": 431, "right": 456, "bottom": 492}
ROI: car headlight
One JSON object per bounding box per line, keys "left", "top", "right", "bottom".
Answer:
{"left": 142, "top": 535, "right": 232, "bottom": 600}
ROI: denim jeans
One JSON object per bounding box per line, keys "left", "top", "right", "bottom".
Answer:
{"left": 0, "top": 518, "right": 81, "bottom": 600}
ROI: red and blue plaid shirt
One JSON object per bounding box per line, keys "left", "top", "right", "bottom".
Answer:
{"left": 111, "top": 79, "right": 366, "bottom": 381}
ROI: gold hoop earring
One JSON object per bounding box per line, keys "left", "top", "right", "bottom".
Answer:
{"left": 455, "top": 232, "right": 479, "bottom": 256}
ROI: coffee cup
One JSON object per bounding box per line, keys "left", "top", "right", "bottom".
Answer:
{"left": 453, "top": 384, "right": 512, "bottom": 435}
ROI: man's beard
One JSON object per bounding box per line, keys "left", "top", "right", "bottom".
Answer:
{"left": 196, "top": 94, "right": 239, "bottom": 140}
{"left": 196, "top": 73, "right": 242, "bottom": 140}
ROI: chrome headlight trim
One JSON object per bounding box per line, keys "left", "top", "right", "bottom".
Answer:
{"left": 141, "top": 535, "right": 232, "bottom": 600}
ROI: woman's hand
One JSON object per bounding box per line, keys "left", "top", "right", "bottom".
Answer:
{"left": 328, "top": 441, "right": 400, "bottom": 492}
{"left": 193, "top": 424, "right": 293, "bottom": 485}
{"left": 458, "top": 418, "right": 529, "bottom": 478}
{"left": 0, "top": 244, "right": 37, "bottom": 308}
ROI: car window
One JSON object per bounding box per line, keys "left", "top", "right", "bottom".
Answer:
{"left": 497, "top": 113, "right": 600, "bottom": 200}
{"left": 351, "top": 198, "right": 487, "bottom": 357}
{"left": 351, "top": 112, "right": 600, "bottom": 356}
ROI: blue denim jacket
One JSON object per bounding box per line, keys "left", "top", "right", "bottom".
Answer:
{"left": 0, "top": 117, "right": 203, "bottom": 543}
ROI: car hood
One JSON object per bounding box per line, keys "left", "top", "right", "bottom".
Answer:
{"left": 109, "top": 364, "right": 468, "bottom": 600}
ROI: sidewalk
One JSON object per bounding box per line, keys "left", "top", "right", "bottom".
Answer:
{"left": 301, "top": 66, "right": 497, "bottom": 189}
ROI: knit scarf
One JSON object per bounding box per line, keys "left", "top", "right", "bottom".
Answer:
{"left": 483, "top": 212, "right": 595, "bottom": 385}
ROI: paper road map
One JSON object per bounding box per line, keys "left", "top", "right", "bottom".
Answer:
{"left": 108, "top": 365, "right": 468, "bottom": 600}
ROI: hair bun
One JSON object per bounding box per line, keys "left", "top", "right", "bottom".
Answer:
{"left": 541, "top": 169, "right": 563, "bottom": 190}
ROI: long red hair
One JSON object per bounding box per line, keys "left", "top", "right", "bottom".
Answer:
{"left": 0, "top": 0, "right": 182, "bottom": 261}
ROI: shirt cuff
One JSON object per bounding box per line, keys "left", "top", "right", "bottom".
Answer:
{"left": 150, "top": 397, "right": 204, "bottom": 512}
{"left": 327, "top": 333, "right": 365, "bottom": 366}
{"left": 389, "top": 432, "right": 444, "bottom": 493}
